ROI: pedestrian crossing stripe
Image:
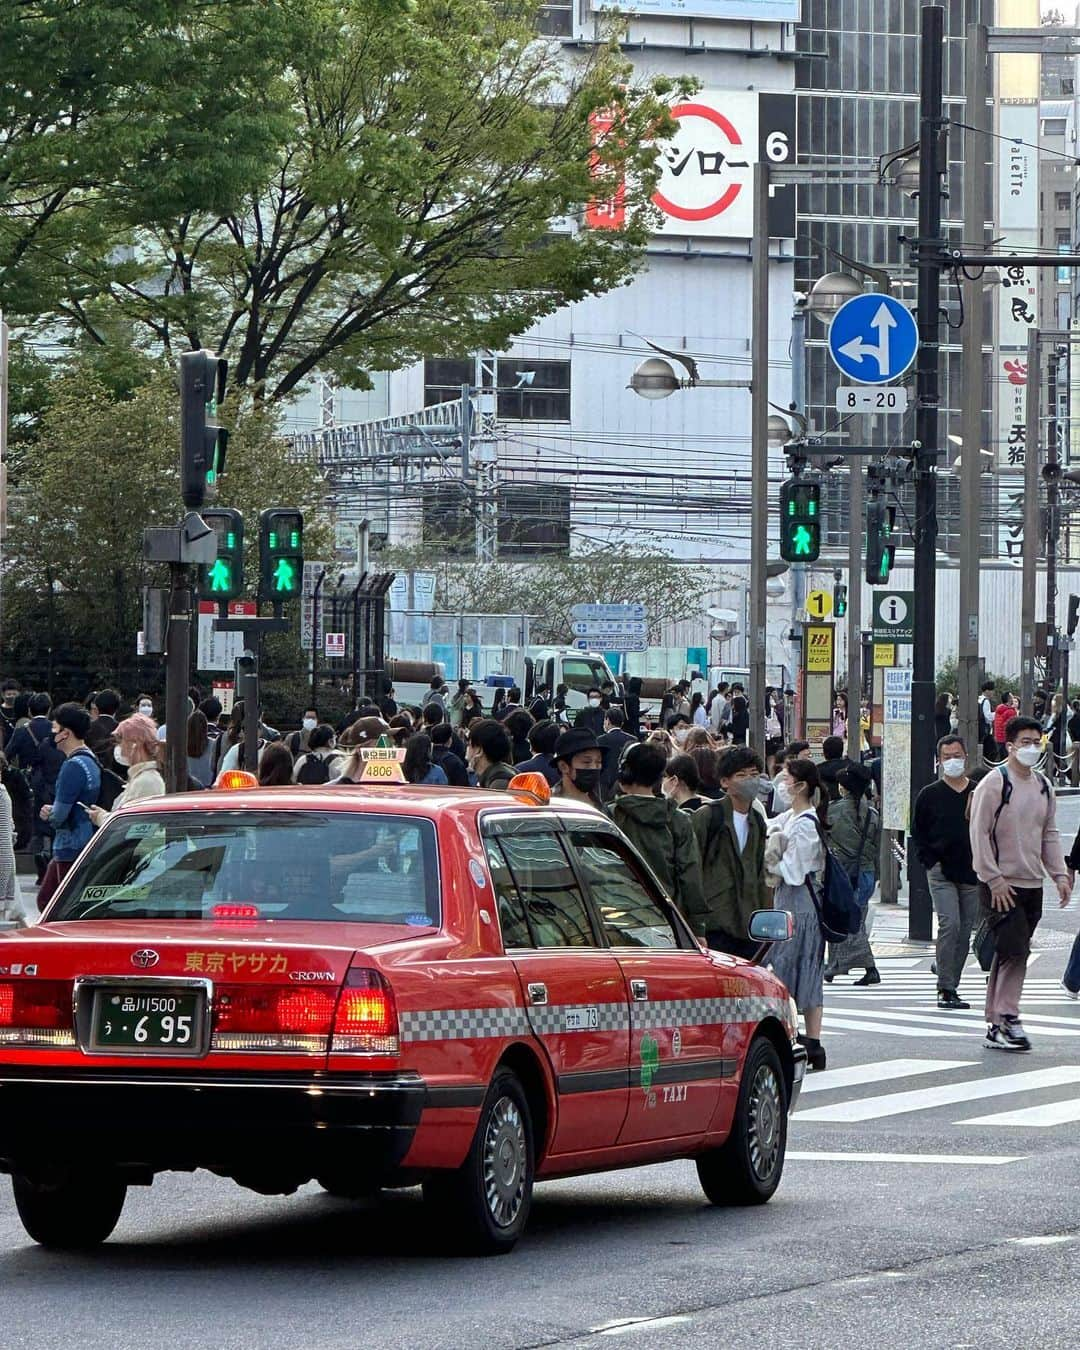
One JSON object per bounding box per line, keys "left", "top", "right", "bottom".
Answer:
{"left": 829, "top": 1008, "right": 1080, "bottom": 1036}
{"left": 823, "top": 1016, "right": 970, "bottom": 1038}
{"left": 801, "top": 1058, "right": 975, "bottom": 1094}
{"left": 796, "top": 1065, "right": 1080, "bottom": 1123}
{"left": 964, "top": 1098, "right": 1080, "bottom": 1128}
{"left": 788, "top": 1151, "right": 1025, "bottom": 1166}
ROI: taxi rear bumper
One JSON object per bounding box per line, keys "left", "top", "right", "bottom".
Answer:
{"left": 0, "top": 1066, "right": 427, "bottom": 1181}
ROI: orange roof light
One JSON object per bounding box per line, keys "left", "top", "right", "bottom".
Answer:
{"left": 215, "top": 770, "right": 259, "bottom": 791}
{"left": 507, "top": 772, "right": 551, "bottom": 805}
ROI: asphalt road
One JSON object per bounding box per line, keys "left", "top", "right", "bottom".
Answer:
{"left": 4, "top": 801, "right": 1080, "bottom": 1350}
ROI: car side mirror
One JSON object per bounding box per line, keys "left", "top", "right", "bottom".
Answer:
{"left": 748, "top": 909, "right": 792, "bottom": 943}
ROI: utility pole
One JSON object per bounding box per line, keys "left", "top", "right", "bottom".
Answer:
{"left": 164, "top": 564, "right": 193, "bottom": 794}
{"left": 1047, "top": 348, "right": 1062, "bottom": 711}
{"left": 1021, "top": 327, "right": 1041, "bottom": 713}
{"left": 473, "top": 353, "right": 499, "bottom": 563}
{"left": 907, "top": 3, "right": 945, "bottom": 944}
{"left": 749, "top": 161, "right": 770, "bottom": 753}
{"left": 958, "top": 20, "right": 989, "bottom": 763}
{"left": 846, "top": 458, "right": 863, "bottom": 763}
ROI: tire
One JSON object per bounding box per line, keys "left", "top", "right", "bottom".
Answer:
{"left": 12, "top": 1172, "right": 127, "bottom": 1249}
{"left": 696, "top": 1036, "right": 787, "bottom": 1207}
{"left": 423, "top": 1069, "right": 534, "bottom": 1255}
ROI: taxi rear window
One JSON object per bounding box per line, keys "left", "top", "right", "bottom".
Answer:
{"left": 51, "top": 811, "right": 439, "bottom": 927}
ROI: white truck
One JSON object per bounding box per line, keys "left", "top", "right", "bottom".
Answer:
{"left": 386, "top": 646, "right": 619, "bottom": 713}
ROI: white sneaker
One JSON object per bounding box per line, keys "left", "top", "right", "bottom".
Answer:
{"left": 1062, "top": 980, "right": 1079, "bottom": 1000}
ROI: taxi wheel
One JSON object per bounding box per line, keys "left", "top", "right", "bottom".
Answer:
{"left": 696, "top": 1037, "right": 787, "bottom": 1207}
{"left": 12, "top": 1172, "right": 127, "bottom": 1249}
{"left": 423, "top": 1069, "right": 534, "bottom": 1255}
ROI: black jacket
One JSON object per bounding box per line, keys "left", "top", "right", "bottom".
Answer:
{"left": 514, "top": 753, "right": 560, "bottom": 788}
{"left": 432, "top": 746, "right": 469, "bottom": 787}
{"left": 598, "top": 728, "right": 637, "bottom": 799}
{"left": 574, "top": 705, "right": 606, "bottom": 737}
{"left": 911, "top": 778, "right": 977, "bottom": 884}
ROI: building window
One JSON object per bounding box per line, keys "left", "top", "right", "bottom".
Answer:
{"left": 496, "top": 359, "right": 571, "bottom": 421}
{"left": 424, "top": 358, "right": 476, "bottom": 407}
{"left": 422, "top": 481, "right": 570, "bottom": 556}
{"left": 536, "top": 0, "right": 571, "bottom": 36}
{"left": 1043, "top": 118, "right": 1068, "bottom": 138}
{"left": 1057, "top": 193, "right": 1072, "bottom": 213}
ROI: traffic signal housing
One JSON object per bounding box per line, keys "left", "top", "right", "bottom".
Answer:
{"left": 833, "top": 582, "right": 848, "bottom": 618}
{"left": 259, "top": 508, "right": 303, "bottom": 602}
{"left": 779, "top": 477, "right": 821, "bottom": 563}
{"left": 865, "top": 496, "right": 896, "bottom": 585}
{"left": 199, "top": 508, "right": 244, "bottom": 603}
{"left": 180, "top": 350, "right": 228, "bottom": 509}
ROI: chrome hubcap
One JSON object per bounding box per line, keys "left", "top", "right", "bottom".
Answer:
{"left": 482, "top": 1096, "right": 526, "bottom": 1228}
{"left": 747, "top": 1065, "right": 782, "bottom": 1180}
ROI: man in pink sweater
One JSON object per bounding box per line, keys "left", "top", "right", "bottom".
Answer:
{"left": 970, "top": 715, "right": 1072, "bottom": 1051}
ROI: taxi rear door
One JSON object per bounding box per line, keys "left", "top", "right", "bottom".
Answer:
{"left": 482, "top": 815, "right": 630, "bottom": 1156}
{"left": 562, "top": 823, "right": 727, "bottom": 1145}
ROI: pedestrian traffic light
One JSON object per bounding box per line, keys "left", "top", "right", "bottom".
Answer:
{"left": 834, "top": 582, "right": 848, "bottom": 618}
{"left": 180, "top": 350, "right": 228, "bottom": 509}
{"left": 865, "top": 497, "right": 896, "bottom": 585}
{"left": 199, "top": 508, "right": 244, "bottom": 602}
{"left": 779, "top": 477, "right": 821, "bottom": 562}
{"left": 259, "top": 508, "right": 303, "bottom": 601}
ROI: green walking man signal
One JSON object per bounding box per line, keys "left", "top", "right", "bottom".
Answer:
{"left": 198, "top": 508, "right": 244, "bottom": 603}
{"left": 779, "top": 477, "right": 822, "bottom": 563}
{"left": 259, "top": 508, "right": 304, "bottom": 602}
{"left": 865, "top": 496, "right": 896, "bottom": 586}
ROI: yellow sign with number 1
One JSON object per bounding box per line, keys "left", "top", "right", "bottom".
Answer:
{"left": 806, "top": 589, "right": 833, "bottom": 621}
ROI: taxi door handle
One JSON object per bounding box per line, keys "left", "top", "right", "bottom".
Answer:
{"left": 528, "top": 983, "right": 548, "bottom": 1006}
{"left": 630, "top": 979, "right": 648, "bottom": 1002}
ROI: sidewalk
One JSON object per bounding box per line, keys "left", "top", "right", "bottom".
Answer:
{"left": 868, "top": 894, "right": 931, "bottom": 957}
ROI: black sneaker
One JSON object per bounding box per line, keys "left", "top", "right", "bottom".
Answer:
{"left": 938, "top": 991, "right": 970, "bottom": 1010}
{"left": 986, "top": 1020, "right": 1030, "bottom": 1052}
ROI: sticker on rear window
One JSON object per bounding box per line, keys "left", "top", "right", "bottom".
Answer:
{"left": 406, "top": 913, "right": 434, "bottom": 926}
{"left": 80, "top": 886, "right": 122, "bottom": 902}
{"left": 126, "top": 822, "right": 157, "bottom": 838}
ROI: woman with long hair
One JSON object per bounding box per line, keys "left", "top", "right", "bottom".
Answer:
{"left": 690, "top": 744, "right": 723, "bottom": 800}
{"left": 257, "top": 742, "right": 295, "bottom": 787}
{"left": 690, "top": 691, "right": 707, "bottom": 727}
{"left": 765, "top": 757, "right": 829, "bottom": 1071}
{"left": 461, "top": 688, "right": 485, "bottom": 728}
{"left": 403, "top": 732, "right": 449, "bottom": 786}
{"left": 187, "top": 710, "right": 214, "bottom": 788}
{"left": 824, "top": 763, "right": 882, "bottom": 986}
{"left": 934, "top": 692, "right": 952, "bottom": 745}
{"left": 87, "top": 714, "right": 166, "bottom": 826}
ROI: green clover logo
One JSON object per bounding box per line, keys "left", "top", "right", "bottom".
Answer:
{"left": 639, "top": 1035, "right": 659, "bottom": 1092}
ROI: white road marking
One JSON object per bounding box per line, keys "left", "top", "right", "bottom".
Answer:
{"left": 801, "top": 1058, "right": 975, "bottom": 1094}
{"left": 823, "top": 1015, "right": 971, "bottom": 1038}
{"left": 1009, "top": 1235, "right": 1075, "bottom": 1246}
{"left": 893, "top": 1008, "right": 1080, "bottom": 1033}
{"left": 796, "top": 1065, "right": 1080, "bottom": 1123}
{"left": 593, "top": 1316, "right": 692, "bottom": 1336}
{"left": 964, "top": 1097, "right": 1080, "bottom": 1127}
{"left": 874, "top": 958, "right": 924, "bottom": 968}
{"left": 787, "top": 1151, "right": 1024, "bottom": 1166}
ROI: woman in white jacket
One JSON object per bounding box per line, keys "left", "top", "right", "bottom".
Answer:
{"left": 765, "top": 757, "right": 828, "bottom": 1071}
{"left": 87, "top": 714, "right": 166, "bottom": 827}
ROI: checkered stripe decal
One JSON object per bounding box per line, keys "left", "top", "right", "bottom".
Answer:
{"left": 527, "top": 1003, "right": 630, "bottom": 1036}
{"left": 631, "top": 996, "right": 789, "bottom": 1030}
{"left": 399, "top": 1007, "right": 530, "bottom": 1042}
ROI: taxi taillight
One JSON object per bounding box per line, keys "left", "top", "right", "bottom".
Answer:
{"left": 0, "top": 980, "right": 76, "bottom": 1048}
{"left": 331, "top": 968, "right": 399, "bottom": 1055}
{"left": 212, "top": 985, "right": 337, "bottom": 1053}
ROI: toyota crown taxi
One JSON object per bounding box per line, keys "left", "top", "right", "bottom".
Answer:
{"left": 0, "top": 775, "right": 803, "bottom": 1254}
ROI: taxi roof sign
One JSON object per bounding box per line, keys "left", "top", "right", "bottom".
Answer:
{"left": 359, "top": 746, "right": 406, "bottom": 784}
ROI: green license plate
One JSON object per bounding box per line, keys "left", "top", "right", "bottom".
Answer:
{"left": 91, "top": 987, "right": 205, "bottom": 1055}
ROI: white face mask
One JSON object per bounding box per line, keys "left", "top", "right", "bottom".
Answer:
{"left": 588, "top": 697, "right": 601, "bottom": 708}
{"left": 941, "top": 757, "right": 966, "bottom": 778}
{"left": 1014, "top": 745, "right": 1042, "bottom": 768}
{"left": 302, "top": 718, "right": 317, "bottom": 732}
{"left": 772, "top": 774, "right": 792, "bottom": 810}
{"left": 138, "top": 703, "right": 153, "bottom": 717}
{"left": 674, "top": 728, "right": 689, "bottom": 745}
{"left": 114, "top": 745, "right": 130, "bottom": 767}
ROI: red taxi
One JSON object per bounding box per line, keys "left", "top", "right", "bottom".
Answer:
{"left": 0, "top": 777, "right": 804, "bottom": 1254}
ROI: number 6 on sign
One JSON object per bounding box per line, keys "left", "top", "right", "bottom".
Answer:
{"left": 806, "top": 589, "right": 832, "bottom": 621}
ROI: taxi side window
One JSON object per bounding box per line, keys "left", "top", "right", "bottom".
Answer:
{"left": 567, "top": 829, "right": 680, "bottom": 949}
{"left": 484, "top": 839, "right": 533, "bottom": 949}
{"left": 494, "top": 830, "right": 596, "bottom": 948}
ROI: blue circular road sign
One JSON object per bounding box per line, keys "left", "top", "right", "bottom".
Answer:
{"left": 827, "top": 293, "right": 919, "bottom": 385}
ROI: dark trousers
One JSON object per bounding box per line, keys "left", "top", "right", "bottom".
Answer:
{"left": 36, "top": 859, "right": 72, "bottom": 913}
{"left": 707, "top": 929, "right": 761, "bottom": 960}
{"left": 1064, "top": 929, "right": 1080, "bottom": 994}
{"left": 981, "top": 886, "right": 1043, "bottom": 1023}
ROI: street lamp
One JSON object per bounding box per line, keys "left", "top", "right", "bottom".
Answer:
{"left": 806, "top": 270, "right": 863, "bottom": 318}
{"left": 628, "top": 357, "right": 682, "bottom": 399}
{"left": 879, "top": 144, "right": 921, "bottom": 198}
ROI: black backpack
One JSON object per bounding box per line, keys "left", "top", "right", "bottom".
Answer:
{"left": 296, "top": 753, "right": 331, "bottom": 785}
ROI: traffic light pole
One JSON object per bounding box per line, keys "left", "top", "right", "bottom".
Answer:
{"left": 846, "top": 456, "right": 863, "bottom": 763}
{"left": 164, "top": 563, "right": 192, "bottom": 795}
{"left": 749, "top": 162, "right": 770, "bottom": 753}
{"left": 907, "top": 3, "right": 945, "bottom": 945}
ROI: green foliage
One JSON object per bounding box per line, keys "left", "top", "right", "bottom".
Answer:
{"left": 2, "top": 362, "right": 330, "bottom": 686}
{"left": 14, "top": 0, "right": 689, "bottom": 402}
{"left": 380, "top": 542, "right": 712, "bottom": 645}
{"left": 0, "top": 0, "right": 298, "bottom": 315}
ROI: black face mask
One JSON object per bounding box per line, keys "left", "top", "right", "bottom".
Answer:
{"left": 572, "top": 768, "right": 602, "bottom": 793}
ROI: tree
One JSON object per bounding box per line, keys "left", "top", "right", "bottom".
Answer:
{"left": 2, "top": 362, "right": 330, "bottom": 686}
{"left": 0, "top": 0, "right": 298, "bottom": 315}
{"left": 380, "top": 542, "right": 715, "bottom": 645}
{"left": 44, "top": 0, "right": 688, "bottom": 403}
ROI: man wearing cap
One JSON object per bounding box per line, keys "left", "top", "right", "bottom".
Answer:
{"left": 37, "top": 703, "right": 101, "bottom": 911}
{"left": 332, "top": 717, "right": 392, "bottom": 784}
{"left": 552, "top": 728, "right": 604, "bottom": 807}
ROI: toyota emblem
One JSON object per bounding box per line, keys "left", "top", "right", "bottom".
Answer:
{"left": 130, "top": 949, "right": 160, "bottom": 970}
